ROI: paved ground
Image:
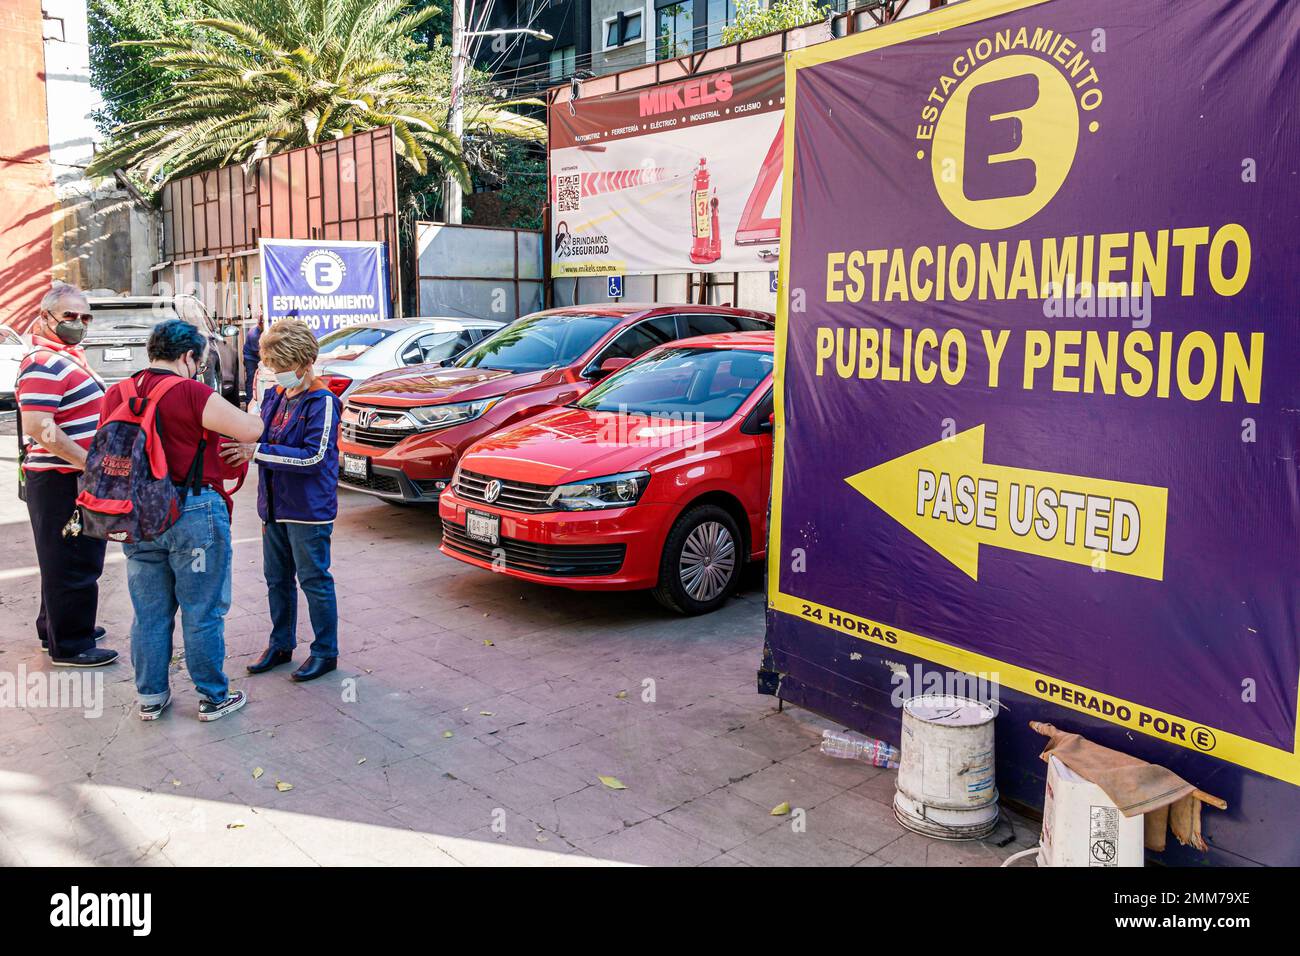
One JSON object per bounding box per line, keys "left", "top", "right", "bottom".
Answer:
{"left": 0, "top": 412, "right": 1036, "bottom": 866}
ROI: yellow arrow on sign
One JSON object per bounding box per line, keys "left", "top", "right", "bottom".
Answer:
{"left": 845, "top": 425, "right": 1168, "bottom": 581}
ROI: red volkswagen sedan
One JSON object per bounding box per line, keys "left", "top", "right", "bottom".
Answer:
{"left": 438, "top": 331, "right": 775, "bottom": 614}
{"left": 338, "top": 304, "right": 772, "bottom": 504}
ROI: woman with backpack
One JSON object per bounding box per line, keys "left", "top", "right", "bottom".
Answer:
{"left": 99, "top": 320, "right": 264, "bottom": 721}
{"left": 221, "top": 319, "right": 342, "bottom": 682}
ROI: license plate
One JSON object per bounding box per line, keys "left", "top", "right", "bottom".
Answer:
{"left": 342, "top": 453, "right": 369, "bottom": 478}
{"left": 466, "top": 509, "right": 499, "bottom": 545}
{"left": 103, "top": 347, "right": 133, "bottom": 362}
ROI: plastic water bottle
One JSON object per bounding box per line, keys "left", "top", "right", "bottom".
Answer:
{"left": 820, "top": 729, "right": 900, "bottom": 769}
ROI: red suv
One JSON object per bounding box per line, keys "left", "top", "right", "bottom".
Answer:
{"left": 438, "top": 331, "right": 775, "bottom": 614}
{"left": 337, "top": 305, "right": 773, "bottom": 504}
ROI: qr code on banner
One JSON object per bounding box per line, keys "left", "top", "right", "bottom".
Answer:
{"left": 557, "top": 174, "right": 581, "bottom": 212}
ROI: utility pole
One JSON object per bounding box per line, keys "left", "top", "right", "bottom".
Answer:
{"left": 445, "top": 7, "right": 552, "bottom": 224}
{"left": 445, "top": 0, "right": 466, "bottom": 224}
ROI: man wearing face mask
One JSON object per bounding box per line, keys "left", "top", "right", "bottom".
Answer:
{"left": 221, "top": 319, "right": 341, "bottom": 682}
{"left": 17, "top": 283, "right": 117, "bottom": 666}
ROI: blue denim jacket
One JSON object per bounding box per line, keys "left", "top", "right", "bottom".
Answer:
{"left": 254, "top": 381, "right": 341, "bottom": 523}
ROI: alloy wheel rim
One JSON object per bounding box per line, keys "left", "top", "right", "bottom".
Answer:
{"left": 679, "top": 521, "right": 737, "bottom": 602}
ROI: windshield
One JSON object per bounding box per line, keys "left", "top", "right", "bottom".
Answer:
{"left": 454, "top": 313, "right": 620, "bottom": 373}
{"left": 87, "top": 306, "right": 177, "bottom": 333}
{"left": 576, "top": 347, "right": 774, "bottom": 421}
{"left": 318, "top": 325, "right": 397, "bottom": 357}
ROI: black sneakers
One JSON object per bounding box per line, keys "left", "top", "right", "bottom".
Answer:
{"left": 198, "top": 690, "right": 247, "bottom": 722}
{"left": 139, "top": 695, "right": 171, "bottom": 721}
{"left": 50, "top": 647, "right": 119, "bottom": 668}
{"left": 43, "top": 626, "right": 107, "bottom": 655}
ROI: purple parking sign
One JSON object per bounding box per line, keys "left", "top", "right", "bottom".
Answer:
{"left": 768, "top": 0, "right": 1300, "bottom": 784}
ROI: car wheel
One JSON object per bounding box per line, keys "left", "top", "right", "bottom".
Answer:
{"left": 653, "top": 504, "right": 743, "bottom": 615}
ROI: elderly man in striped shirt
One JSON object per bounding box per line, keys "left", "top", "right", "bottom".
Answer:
{"left": 17, "top": 283, "right": 118, "bottom": 667}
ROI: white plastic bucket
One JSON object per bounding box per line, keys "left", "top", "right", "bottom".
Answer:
{"left": 1039, "top": 755, "right": 1144, "bottom": 867}
{"left": 893, "top": 694, "right": 998, "bottom": 840}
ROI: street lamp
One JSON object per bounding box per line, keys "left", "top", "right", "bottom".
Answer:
{"left": 444, "top": 1, "right": 554, "bottom": 224}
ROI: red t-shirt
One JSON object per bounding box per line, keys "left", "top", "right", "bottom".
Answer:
{"left": 102, "top": 370, "right": 224, "bottom": 486}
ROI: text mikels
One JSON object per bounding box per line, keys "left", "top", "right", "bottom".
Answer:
{"left": 50, "top": 887, "right": 151, "bottom": 936}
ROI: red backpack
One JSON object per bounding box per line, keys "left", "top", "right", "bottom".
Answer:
{"left": 76, "top": 375, "right": 205, "bottom": 543}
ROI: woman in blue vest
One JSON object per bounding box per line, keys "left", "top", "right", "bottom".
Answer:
{"left": 222, "top": 319, "right": 341, "bottom": 682}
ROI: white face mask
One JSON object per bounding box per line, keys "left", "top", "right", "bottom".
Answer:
{"left": 274, "top": 369, "right": 305, "bottom": 390}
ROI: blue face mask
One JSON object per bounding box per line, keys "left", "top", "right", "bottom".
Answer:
{"left": 274, "top": 369, "right": 305, "bottom": 390}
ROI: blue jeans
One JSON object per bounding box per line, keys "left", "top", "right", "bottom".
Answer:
{"left": 263, "top": 521, "right": 338, "bottom": 659}
{"left": 124, "top": 489, "right": 233, "bottom": 705}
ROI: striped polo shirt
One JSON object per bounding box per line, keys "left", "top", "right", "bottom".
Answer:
{"left": 16, "top": 336, "right": 105, "bottom": 474}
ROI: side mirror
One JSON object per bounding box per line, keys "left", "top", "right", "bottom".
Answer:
{"left": 759, "top": 412, "right": 775, "bottom": 433}
{"left": 585, "top": 356, "right": 632, "bottom": 380}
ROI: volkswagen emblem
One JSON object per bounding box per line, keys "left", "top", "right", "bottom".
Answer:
{"left": 483, "top": 479, "right": 502, "bottom": 503}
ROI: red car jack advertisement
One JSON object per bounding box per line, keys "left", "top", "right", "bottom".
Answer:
{"left": 549, "top": 57, "right": 784, "bottom": 277}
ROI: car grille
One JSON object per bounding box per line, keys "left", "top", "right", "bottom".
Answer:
{"left": 442, "top": 522, "right": 626, "bottom": 577}
{"left": 454, "top": 469, "right": 555, "bottom": 513}
{"left": 338, "top": 467, "right": 402, "bottom": 496}
{"left": 341, "top": 403, "right": 414, "bottom": 449}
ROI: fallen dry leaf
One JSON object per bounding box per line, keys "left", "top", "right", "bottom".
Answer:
{"left": 356, "top": 757, "right": 367, "bottom": 765}
{"left": 483, "top": 639, "right": 494, "bottom": 646}
{"left": 442, "top": 730, "right": 454, "bottom": 738}
{"left": 171, "top": 779, "right": 182, "bottom": 787}
{"left": 615, "top": 690, "right": 628, "bottom": 699}
{"left": 252, "top": 767, "right": 264, "bottom": 779}
{"left": 226, "top": 822, "right": 246, "bottom": 830}
{"left": 275, "top": 781, "right": 294, "bottom": 793}
{"left": 479, "top": 711, "right": 494, "bottom": 716}
{"left": 770, "top": 801, "right": 791, "bottom": 816}
{"left": 598, "top": 775, "right": 627, "bottom": 790}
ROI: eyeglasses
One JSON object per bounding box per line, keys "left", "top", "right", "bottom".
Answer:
{"left": 57, "top": 311, "right": 93, "bottom": 323}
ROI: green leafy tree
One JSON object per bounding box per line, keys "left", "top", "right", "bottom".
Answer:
{"left": 721, "top": 0, "right": 830, "bottom": 44}
{"left": 89, "top": 0, "right": 201, "bottom": 132}
{"left": 86, "top": 0, "right": 543, "bottom": 187}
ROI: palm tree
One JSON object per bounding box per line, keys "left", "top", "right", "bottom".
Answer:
{"left": 86, "top": 0, "right": 542, "bottom": 186}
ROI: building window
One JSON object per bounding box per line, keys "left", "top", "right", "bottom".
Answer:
{"left": 604, "top": 10, "right": 644, "bottom": 50}
{"left": 707, "top": 0, "right": 736, "bottom": 48}
{"left": 548, "top": 45, "right": 576, "bottom": 81}
{"left": 655, "top": 1, "right": 692, "bottom": 60}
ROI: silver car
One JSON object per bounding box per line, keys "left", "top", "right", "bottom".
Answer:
{"left": 307, "top": 318, "right": 506, "bottom": 402}
{"left": 83, "top": 294, "right": 240, "bottom": 401}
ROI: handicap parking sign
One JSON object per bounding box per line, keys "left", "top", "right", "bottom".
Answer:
{"left": 769, "top": 271, "right": 778, "bottom": 294}
{"left": 607, "top": 275, "right": 623, "bottom": 299}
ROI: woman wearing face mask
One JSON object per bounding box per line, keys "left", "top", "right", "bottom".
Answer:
{"left": 100, "top": 319, "right": 264, "bottom": 721}
{"left": 16, "top": 283, "right": 117, "bottom": 667}
{"left": 221, "top": 319, "right": 342, "bottom": 682}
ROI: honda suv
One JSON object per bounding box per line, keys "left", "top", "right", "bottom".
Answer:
{"left": 337, "top": 304, "right": 773, "bottom": 503}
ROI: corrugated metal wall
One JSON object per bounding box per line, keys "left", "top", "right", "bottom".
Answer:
{"left": 159, "top": 127, "right": 400, "bottom": 318}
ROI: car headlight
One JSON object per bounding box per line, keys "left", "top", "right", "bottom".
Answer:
{"left": 407, "top": 397, "right": 500, "bottom": 431}
{"left": 546, "top": 471, "right": 650, "bottom": 511}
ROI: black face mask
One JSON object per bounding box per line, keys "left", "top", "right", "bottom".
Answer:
{"left": 51, "top": 318, "right": 87, "bottom": 346}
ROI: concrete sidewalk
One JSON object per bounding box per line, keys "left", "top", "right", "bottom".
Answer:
{"left": 0, "top": 429, "right": 1036, "bottom": 866}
